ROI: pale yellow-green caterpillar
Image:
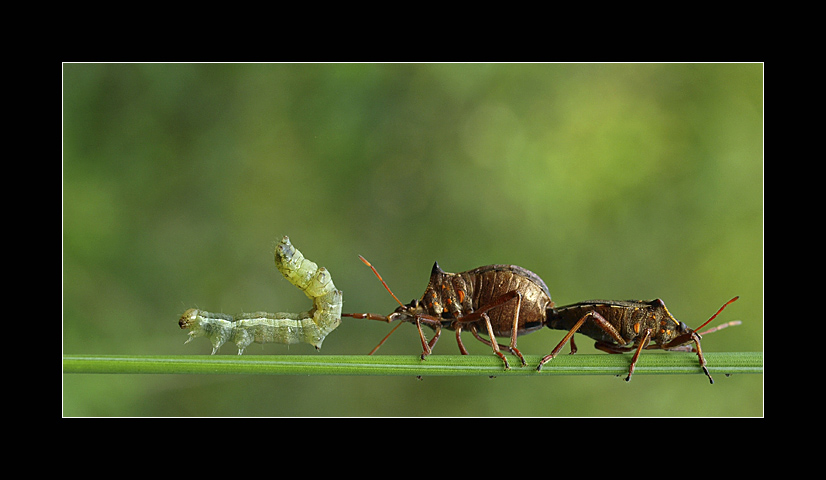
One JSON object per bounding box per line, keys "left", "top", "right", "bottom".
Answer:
{"left": 179, "top": 236, "right": 343, "bottom": 354}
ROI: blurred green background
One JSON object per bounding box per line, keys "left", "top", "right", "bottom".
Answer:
{"left": 63, "top": 63, "right": 763, "bottom": 416}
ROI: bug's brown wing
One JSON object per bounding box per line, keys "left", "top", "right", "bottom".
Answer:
{"left": 460, "top": 264, "right": 552, "bottom": 337}
{"left": 463, "top": 264, "right": 552, "bottom": 299}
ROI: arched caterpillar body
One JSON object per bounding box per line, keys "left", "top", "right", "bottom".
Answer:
{"left": 179, "top": 236, "right": 343, "bottom": 354}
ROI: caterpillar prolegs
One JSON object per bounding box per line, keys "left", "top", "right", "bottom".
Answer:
{"left": 179, "top": 236, "right": 343, "bottom": 354}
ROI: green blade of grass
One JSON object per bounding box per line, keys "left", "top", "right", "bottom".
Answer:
{"left": 63, "top": 352, "right": 763, "bottom": 377}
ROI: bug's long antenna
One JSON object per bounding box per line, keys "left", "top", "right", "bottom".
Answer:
{"left": 698, "top": 320, "right": 742, "bottom": 336}
{"left": 358, "top": 255, "right": 405, "bottom": 308}
{"left": 693, "top": 296, "right": 739, "bottom": 332}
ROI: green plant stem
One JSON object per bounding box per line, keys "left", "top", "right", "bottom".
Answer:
{"left": 63, "top": 352, "right": 763, "bottom": 377}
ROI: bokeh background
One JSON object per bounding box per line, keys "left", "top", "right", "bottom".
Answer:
{"left": 63, "top": 63, "right": 763, "bottom": 416}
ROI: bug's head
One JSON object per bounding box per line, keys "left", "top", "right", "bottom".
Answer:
{"left": 659, "top": 296, "right": 741, "bottom": 347}
{"left": 387, "top": 298, "right": 428, "bottom": 323}
{"left": 649, "top": 299, "right": 691, "bottom": 341}
{"left": 662, "top": 296, "right": 741, "bottom": 385}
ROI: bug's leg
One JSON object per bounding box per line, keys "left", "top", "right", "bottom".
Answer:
{"left": 537, "top": 319, "right": 583, "bottom": 370}
{"left": 656, "top": 321, "right": 741, "bottom": 355}
{"left": 687, "top": 332, "right": 712, "bottom": 384}
{"left": 537, "top": 310, "right": 624, "bottom": 371}
{"left": 426, "top": 324, "right": 442, "bottom": 356}
{"left": 655, "top": 343, "right": 694, "bottom": 352}
{"left": 481, "top": 313, "right": 510, "bottom": 370}
{"left": 368, "top": 322, "right": 403, "bottom": 355}
{"left": 455, "top": 324, "right": 470, "bottom": 355}
{"left": 455, "top": 290, "right": 525, "bottom": 365}
{"left": 625, "top": 329, "right": 652, "bottom": 382}
{"left": 657, "top": 332, "right": 714, "bottom": 384}
{"left": 210, "top": 337, "right": 227, "bottom": 355}
{"left": 468, "top": 325, "right": 518, "bottom": 359}
{"left": 507, "top": 292, "right": 527, "bottom": 366}
{"left": 594, "top": 342, "right": 637, "bottom": 354}
{"left": 415, "top": 315, "right": 442, "bottom": 360}
{"left": 414, "top": 317, "right": 432, "bottom": 359}
{"left": 695, "top": 341, "right": 713, "bottom": 383}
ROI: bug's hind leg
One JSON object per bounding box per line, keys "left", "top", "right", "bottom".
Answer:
{"left": 480, "top": 312, "right": 510, "bottom": 370}
{"left": 537, "top": 310, "right": 625, "bottom": 371}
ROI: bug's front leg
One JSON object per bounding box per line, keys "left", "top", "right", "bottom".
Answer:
{"left": 415, "top": 314, "right": 442, "bottom": 360}
{"left": 657, "top": 331, "right": 714, "bottom": 384}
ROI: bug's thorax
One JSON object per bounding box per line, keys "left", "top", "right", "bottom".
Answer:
{"left": 418, "top": 262, "right": 460, "bottom": 317}
{"left": 655, "top": 301, "right": 690, "bottom": 342}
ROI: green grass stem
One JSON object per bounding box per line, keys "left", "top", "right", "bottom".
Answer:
{"left": 63, "top": 352, "right": 763, "bottom": 377}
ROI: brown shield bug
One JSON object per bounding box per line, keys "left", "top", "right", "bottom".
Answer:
{"left": 536, "top": 296, "right": 740, "bottom": 383}
{"left": 343, "top": 256, "right": 554, "bottom": 370}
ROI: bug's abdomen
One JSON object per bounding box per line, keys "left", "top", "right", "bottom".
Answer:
{"left": 548, "top": 301, "right": 643, "bottom": 344}
{"left": 462, "top": 266, "right": 551, "bottom": 337}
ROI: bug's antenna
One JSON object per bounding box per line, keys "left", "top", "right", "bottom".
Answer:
{"left": 697, "top": 320, "right": 742, "bottom": 336}
{"left": 694, "top": 296, "right": 739, "bottom": 332}
{"left": 358, "top": 255, "right": 405, "bottom": 308}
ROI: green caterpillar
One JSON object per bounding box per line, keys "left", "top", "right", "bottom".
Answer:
{"left": 179, "top": 236, "right": 343, "bottom": 354}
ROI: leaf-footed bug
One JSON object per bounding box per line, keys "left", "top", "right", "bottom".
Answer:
{"left": 343, "top": 256, "right": 554, "bottom": 370}
{"left": 536, "top": 296, "right": 740, "bottom": 383}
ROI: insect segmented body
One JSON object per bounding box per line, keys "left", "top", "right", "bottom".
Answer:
{"left": 179, "top": 236, "right": 343, "bottom": 354}
{"left": 343, "top": 257, "right": 553, "bottom": 370}
{"left": 537, "top": 296, "right": 740, "bottom": 383}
